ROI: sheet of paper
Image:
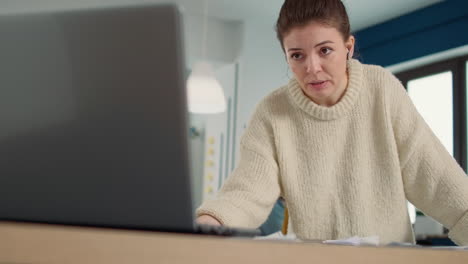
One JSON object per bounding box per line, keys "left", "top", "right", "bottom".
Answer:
{"left": 254, "top": 231, "right": 299, "bottom": 241}
{"left": 323, "top": 236, "right": 380, "bottom": 246}
{"left": 255, "top": 233, "right": 468, "bottom": 250}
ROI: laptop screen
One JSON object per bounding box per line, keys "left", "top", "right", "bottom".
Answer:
{"left": 0, "top": 3, "right": 195, "bottom": 232}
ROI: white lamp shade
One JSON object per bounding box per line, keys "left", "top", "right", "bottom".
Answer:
{"left": 187, "top": 62, "right": 226, "bottom": 114}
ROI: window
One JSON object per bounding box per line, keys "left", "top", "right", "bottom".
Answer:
{"left": 396, "top": 55, "right": 468, "bottom": 171}
{"left": 396, "top": 55, "right": 468, "bottom": 240}
{"left": 407, "top": 71, "right": 454, "bottom": 155}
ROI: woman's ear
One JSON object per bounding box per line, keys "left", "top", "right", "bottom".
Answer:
{"left": 346, "top": 35, "right": 355, "bottom": 59}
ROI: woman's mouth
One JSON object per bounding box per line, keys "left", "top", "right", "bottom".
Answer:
{"left": 308, "top": 80, "right": 329, "bottom": 90}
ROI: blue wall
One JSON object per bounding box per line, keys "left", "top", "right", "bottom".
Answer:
{"left": 353, "top": 0, "right": 468, "bottom": 67}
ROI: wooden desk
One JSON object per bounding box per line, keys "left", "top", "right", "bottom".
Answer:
{"left": 1, "top": 222, "right": 467, "bottom": 264}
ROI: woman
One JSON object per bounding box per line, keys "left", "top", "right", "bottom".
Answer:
{"left": 196, "top": 0, "right": 468, "bottom": 245}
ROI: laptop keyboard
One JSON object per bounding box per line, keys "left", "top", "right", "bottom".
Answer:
{"left": 194, "top": 224, "right": 261, "bottom": 237}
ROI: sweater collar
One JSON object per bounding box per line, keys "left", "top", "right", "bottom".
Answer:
{"left": 287, "top": 59, "right": 363, "bottom": 120}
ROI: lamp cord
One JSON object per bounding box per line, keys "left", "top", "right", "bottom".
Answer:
{"left": 201, "top": 0, "right": 208, "bottom": 59}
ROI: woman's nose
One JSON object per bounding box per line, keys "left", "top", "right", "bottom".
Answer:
{"left": 306, "top": 57, "right": 322, "bottom": 73}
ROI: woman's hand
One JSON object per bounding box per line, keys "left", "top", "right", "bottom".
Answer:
{"left": 196, "top": 214, "right": 222, "bottom": 226}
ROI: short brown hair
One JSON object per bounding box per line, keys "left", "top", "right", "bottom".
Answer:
{"left": 275, "top": 0, "right": 351, "bottom": 52}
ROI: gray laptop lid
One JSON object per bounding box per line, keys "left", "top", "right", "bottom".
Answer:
{"left": 0, "top": 4, "right": 195, "bottom": 232}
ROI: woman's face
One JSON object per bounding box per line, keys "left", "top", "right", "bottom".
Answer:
{"left": 283, "top": 21, "right": 355, "bottom": 106}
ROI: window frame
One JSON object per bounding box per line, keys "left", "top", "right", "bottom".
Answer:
{"left": 395, "top": 55, "right": 468, "bottom": 172}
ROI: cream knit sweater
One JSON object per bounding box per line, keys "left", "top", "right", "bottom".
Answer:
{"left": 197, "top": 59, "right": 468, "bottom": 245}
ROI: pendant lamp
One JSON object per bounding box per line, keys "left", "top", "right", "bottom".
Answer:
{"left": 186, "top": 0, "right": 226, "bottom": 114}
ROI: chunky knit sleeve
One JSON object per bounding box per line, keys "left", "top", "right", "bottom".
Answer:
{"left": 196, "top": 101, "right": 281, "bottom": 228}
{"left": 386, "top": 72, "right": 468, "bottom": 246}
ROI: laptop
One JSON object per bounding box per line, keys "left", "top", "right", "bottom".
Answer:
{"left": 0, "top": 3, "right": 259, "bottom": 237}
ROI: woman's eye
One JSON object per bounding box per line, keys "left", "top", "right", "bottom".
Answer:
{"left": 290, "top": 53, "right": 303, "bottom": 60}
{"left": 320, "top": 47, "right": 332, "bottom": 55}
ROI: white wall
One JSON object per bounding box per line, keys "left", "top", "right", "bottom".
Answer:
{"left": 188, "top": 114, "right": 206, "bottom": 209}
{"left": 191, "top": 18, "right": 289, "bottom": 200}
{"left": 191, "top": 19, "right": 290, "bottom": 200}
{"left": 233, "top": 18, "right": 289, "bottom": 165}
{"left": 184, "top": 15, "right": 243, "bottom": 68}
{"left": 189, "top": 63, "right": 237, "bottom": 208}
{"left": 182, "top": 13, "right": 243, "bottom": 208}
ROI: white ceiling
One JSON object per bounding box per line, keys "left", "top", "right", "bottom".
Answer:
{"left": 2, "top": 0, "right": 443, "bottom": 31}
{"left": 175, "top": 0, "right": 444, "bottom": 31}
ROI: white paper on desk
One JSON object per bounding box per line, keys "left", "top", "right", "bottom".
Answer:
{"left": 430, "top": 246, "right": 468, "bottom": 251}
{"left": 254, "top": 231, "right": 299, "bottom": 241}
{"left": 323, "top": 236, "right": 380, "bottom": 246}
